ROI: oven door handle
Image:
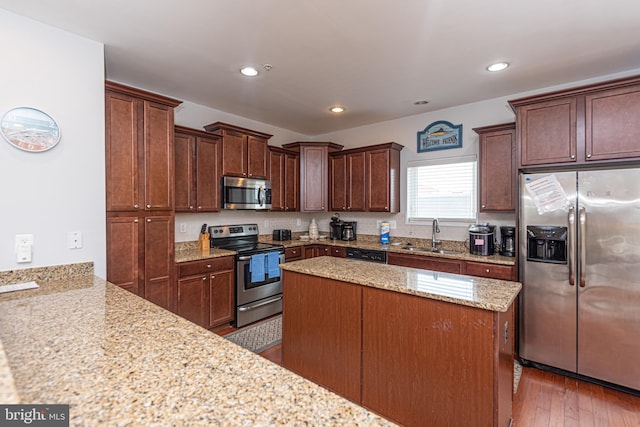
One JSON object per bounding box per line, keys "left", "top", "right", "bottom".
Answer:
{"left": 237, "top": 295, "right": 283, "bottom": 312}
{"left": 238, "top": 255, "right": 252, "bottom": 261}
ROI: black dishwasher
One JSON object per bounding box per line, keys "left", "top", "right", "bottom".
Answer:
{"left": 345, "top": 247, "right": 387, "bottom": 264}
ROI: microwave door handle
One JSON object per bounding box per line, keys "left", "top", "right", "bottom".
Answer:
{"left": 579, "top": 206, "right": 587, "bottom": 287}
{"left": 258, "top": 186, "right": 264, "bottom": 207}
{"left": 568, "top": 206, "right": 575, "bottom": 286}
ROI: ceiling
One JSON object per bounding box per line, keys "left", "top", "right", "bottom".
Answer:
{"left": 2, "top": 1, "right": 640, "bottom": 135}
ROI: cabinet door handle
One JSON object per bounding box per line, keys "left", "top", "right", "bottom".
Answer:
{"left": 134, "top": 204, "right": 139, "bottom": 209}
{"left": 482, "top": 204, "right": 486, "bottom": 208}
{"left": 202, "top": 277, "right": 206, "bottom": 282}
{"left": 211, "top": 275, "right": 216, "bottom": 279}
{"left": 485, "top": 269, "right": 490, "bottom": 273}
{"left": 134, "top": 219, "right": 139, "bottom": 223}
{"left": 146, "top": 204, "right": 152, "bottom": 209}
{"left": 189, "top": 206, "right": 194, "bottom": 209}
{"left": 571, "top": 154, "right": 576, "bottom": 159}
{"left": 587, "top": 153, "right": 592, "bottom": 159}
{"left": 206, "top": 264, "right": 211, "bottom": 268}
{"left": 146, "top": 219, "right": 151, "bottom": 223}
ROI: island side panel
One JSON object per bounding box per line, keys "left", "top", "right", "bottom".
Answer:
{"left": 496, "top": 304, "right": 515, "bottom": 427}
{"left": 361, "top": 286, "right": 497, "bottom": 427}
{"left": 282, "top": 271, "right": 363, "bottom": 403}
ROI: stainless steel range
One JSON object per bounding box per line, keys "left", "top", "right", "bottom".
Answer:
{"left": 209, "top": 224, "right": 285, "bottom": 328}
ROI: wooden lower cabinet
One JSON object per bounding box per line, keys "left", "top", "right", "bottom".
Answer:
{"left": 282, "top": 270, "right": 514, "bottom": 427}
{"left": 329, "top": 246, "right": 346, "bottom": 257}
{"left": 284, "top": 247, "right": 304, "bottom": 262}
{"left": 176, "top": 257, "right": 235, "bottom": 329}
{"left": 387, "top": 252, "right": 462, "bottom": 273}
{"left": 304, "top": 244, "right": 330, "bottom": 258}
{"left": 106, "top": 214, "right": 174, "bottom": 311}
{"left": 465, "top": 261, "right": 516, "bottom": 281}
{"left": 282, "top": 272, "right": 362, "bottom": 403}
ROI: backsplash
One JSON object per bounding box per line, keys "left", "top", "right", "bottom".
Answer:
{"left": 176, "top": 211, "right": 516, "bottom": 244}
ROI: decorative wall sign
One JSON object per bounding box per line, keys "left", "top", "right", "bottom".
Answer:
{"left": 417, "top": 120, "right": 462, "bottom": 153}
{"left": 1, "top": 107, "right": 61, "bottom": 152}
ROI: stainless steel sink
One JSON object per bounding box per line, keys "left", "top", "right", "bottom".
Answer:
{"left": 400, "top": 246, "right": 461, "bottom": 255}
{"left": 431, "top": 249, "right": 462, "bottom": 255}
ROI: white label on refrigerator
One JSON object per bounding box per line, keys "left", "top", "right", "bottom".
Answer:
{"left": 525, "top": 174, "right": 568, "bottom": 214}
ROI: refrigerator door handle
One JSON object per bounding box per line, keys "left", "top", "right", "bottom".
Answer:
{"left": 568, "top": 206, "right": 576, "bottom": 286}
{"left": 579, "top": 206, "right": 587, "bottom": 287}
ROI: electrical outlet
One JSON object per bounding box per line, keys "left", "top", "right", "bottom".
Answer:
{"left": 67, "top": 231, "right": 82, "bottom": 249}
{"left": 390, "top": 220, "right": 397, "bottom": 229}
{"left": 179, "top": 223, "right": 187, "bottom": 233}
{"left": 296, "top": 218, "right": 301, "bottom": 226}
{"left": 376, "top": 220, "right": 382, "bottom": 229}
{"left": 15, "top": 234, "right": 33, "bottom": 263}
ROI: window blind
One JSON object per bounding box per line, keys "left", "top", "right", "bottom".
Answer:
{"left": 407, "top": 156, "right": 477, "bottom": 222}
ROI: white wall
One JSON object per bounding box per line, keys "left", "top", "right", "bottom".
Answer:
{"left": 0, "top": 10, "right": 106, "bottom": 276}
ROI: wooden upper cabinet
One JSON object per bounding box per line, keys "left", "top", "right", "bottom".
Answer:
{"left": 330, "top": 151, "right": 366, "bottom": 212}
{"left": 105, "top": 81, "right": 181, "bottom": 212}
{"left": 268, "top": 146, "right": 299, "bottom": 212}
{"left": 174, "top": 131, "right": 196, "bottom": 212}
{"left": 510, "top": 75, "right": 640, "bottom": 168}
{"left": 175, "top": 126, "right": 222, "bottom": 212}
{"left": 366, "top": 143, "right": 402, "bottom": 212}
{"left": 473, "top": 123, "right": 516, "bottom": 212}
{"left": 268, "top": 147, "right": 286, "bottom": 211}
{"left": 203, "top": 122, "right": 271, "bottom": 179}
{"left": 282, "top": 142, "right": 344, "bottom": 212}
{"left": 514, "top": 97, "right": 577, "bottom": 167}
{"left": 284, "top": 151, "right": 299, "bottom": 211}
{"left": 585, "top": 84, "right": 640, "bottom": 162}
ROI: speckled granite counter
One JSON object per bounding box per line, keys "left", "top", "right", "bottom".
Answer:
{"left": 280, "top": 256, "right": 521, "bottom": 312}
{"left": 0, "top": 265, "right": 394, "bottom": 426}
{"left": 261, "top": 236, "right": 517, "bottom": 266}
{"left": 176, "top": 235, "right": 517, "bottom": 266}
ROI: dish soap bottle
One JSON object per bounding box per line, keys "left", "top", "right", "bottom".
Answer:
{"left": 309, "top": 218, "right": 319, "bottom": 240}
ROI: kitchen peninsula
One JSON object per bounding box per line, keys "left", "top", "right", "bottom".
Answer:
{"left": 280, "top": 257, "right": 521, "bottom": 427}
{"left": 0, "top": 264, "right": 394, "bottom": 426}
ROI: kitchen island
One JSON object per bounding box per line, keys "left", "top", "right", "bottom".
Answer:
{"left": 280, "top": 257, "right": 522, "bottom": 427}
{"left": 0, "top": 263, "right": 394, "bottom": 426}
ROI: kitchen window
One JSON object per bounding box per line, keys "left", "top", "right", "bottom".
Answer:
{"left": 406, "top": 155, "right": 477, "bottom": 223}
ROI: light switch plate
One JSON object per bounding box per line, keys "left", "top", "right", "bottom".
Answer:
{"left": 67, "top": 231, "right": 82, "bottom": 249}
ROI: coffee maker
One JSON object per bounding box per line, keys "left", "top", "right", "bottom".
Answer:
{"left": 329, "top": 213, "right": 343, "bottom": 241}
{"left": 342, "top": 221, "right": 357, "bottom": 241}
{"left": 500, "top": 226, "right": 516, "bottom": 257}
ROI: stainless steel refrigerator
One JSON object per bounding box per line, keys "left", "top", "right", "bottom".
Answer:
{"left": 519, "top": 168, "right": 640, "bottom": 391}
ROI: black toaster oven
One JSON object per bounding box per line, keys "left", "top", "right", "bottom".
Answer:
{"left": 272, "top": 229, "right": 292, "bottom": 241}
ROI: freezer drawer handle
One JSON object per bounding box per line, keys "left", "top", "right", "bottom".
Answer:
{"left": 579, "top": 206, "right": 587, "bottom": 287}
{"left": 568, "top": 206, "right": 575, "bottom": 286}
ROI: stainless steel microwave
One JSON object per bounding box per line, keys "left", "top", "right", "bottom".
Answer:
{"left": 222, "top": 176, "right": 272, "bottom": 210}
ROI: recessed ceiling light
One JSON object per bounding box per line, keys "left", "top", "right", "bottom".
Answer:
{"left": 486, "top": 62, "right": 509, "bottom": 72}
{"left": 330, "top": 106, "right": 345, "bottom": 113}
{"left": 414, "top": 100, "right": 429, "bottom": 105}
{"left": 240, "top": 66, "right": 259, "bottom": 77}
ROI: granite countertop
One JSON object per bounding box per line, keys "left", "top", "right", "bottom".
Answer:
{"left": 176, "top": 236, "right": 517, "bottom": 266}
{"left": 280, "top": 257, "right": 521, "bottom": 312}
{"left": 0, "top": 266, "right": 395, "bottom": 426}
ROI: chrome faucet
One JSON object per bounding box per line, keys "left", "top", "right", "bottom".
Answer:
{"left": 432, "top": 218, "right": 441, "bottom": 250}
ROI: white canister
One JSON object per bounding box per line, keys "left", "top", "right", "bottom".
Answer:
{"left": 309, "top": 218, "right": 319, "bottom": 240}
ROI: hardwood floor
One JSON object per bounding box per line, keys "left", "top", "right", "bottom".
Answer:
{"left": 513, "top": 365, "right": 640, "bottom": 426}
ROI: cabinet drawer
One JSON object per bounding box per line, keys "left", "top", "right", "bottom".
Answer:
{"left": 465, "top": 262, "right": 514, "bottom": 280}
{"left": 285, "top": 247, "right": 304, "bottom": 261}
{"left": 178, "top": 256, "right": 234, "bottom": 278}
{"left": 330, "top": 246, "right": 346, "bottom": 257}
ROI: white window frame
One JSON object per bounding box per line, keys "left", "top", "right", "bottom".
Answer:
{"left": 406, "top": 155, "right": 478, "bottom": 225}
